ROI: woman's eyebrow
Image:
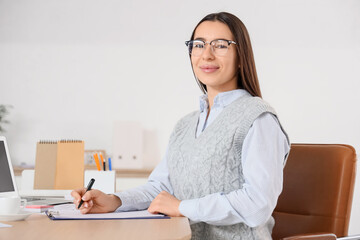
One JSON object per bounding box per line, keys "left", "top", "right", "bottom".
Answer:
{"left": 193, "top": 37, "right": 229, "bottom": 42}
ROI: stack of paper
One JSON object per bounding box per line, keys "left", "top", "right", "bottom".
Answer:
{"left": 24, "top": 205, "right": 54, "bottom": 213}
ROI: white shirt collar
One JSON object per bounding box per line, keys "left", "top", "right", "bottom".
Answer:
{"left": 199, "top": 89, "right": 250, "bottom": 112}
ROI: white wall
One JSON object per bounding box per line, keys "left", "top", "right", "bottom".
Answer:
{"left": 0, "top": 0, "right": 359, "bottom": 234}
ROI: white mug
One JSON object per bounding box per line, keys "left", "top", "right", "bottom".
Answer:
{"left": 0, "top": 196, "right": 27, "bottom": 215}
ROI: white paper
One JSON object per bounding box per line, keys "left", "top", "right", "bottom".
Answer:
{"left": 0, "top": 222, "right": 12, "bottom": 228}
{"left": 49, "top": 204, "right": 166, "bottom": 219}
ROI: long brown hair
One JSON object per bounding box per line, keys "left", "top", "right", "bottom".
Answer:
{"left": 189, "top": 12, "right": 262, "bottom": 98}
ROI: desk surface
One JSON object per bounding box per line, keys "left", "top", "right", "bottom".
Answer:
{"left": 0, "top": 214, "right": 191, "bottom": 240}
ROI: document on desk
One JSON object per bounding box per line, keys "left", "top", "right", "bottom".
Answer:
{"left": 46, "top": 207, "right": 169, "bottom": 220}
{"left": 0, "top": 222, "right": 12, "bottom": 228}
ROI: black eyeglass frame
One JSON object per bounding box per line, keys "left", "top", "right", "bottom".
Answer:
{"left": 185, "top": 39, "right": 237, "bottom": 55}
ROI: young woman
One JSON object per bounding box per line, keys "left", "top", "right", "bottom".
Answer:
{"left": 72, "top": 12, "right": 290, "bottom": 239}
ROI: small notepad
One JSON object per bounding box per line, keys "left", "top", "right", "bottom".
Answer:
{"left": 34, "top": 140, "right": 84, "bottom": 190}
{"left": 24, "top": 205, "right": 53, "bottom": 213}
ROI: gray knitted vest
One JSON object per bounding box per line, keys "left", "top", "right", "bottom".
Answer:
{"left": 167, "top": 93, "right": 279, "bottom": 240}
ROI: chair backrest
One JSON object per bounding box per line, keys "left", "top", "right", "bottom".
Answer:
{"left": 272, "top": 144, "right": 357, "bottom": 240}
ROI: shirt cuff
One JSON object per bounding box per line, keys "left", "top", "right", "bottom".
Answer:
{"left": 113, "top": 192, "right": 134, "bottom": 211}
{"left": 179, "top": 198, "right": 200, "bottom": 223}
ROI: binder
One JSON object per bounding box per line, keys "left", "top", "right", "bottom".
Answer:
{"left": 112, "top": 121, "right": 144, "bottom": 169}
{"left": 34, "top": 140, "right": 85, "bottom": 190}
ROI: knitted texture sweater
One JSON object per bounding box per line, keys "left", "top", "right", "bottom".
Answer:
{"left": 167, "top": 93, "right": 278, "bottom": 240}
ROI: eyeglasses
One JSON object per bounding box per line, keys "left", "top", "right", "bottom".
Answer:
{"left": 185, "top": 39, "right": 237, "bottom": 57}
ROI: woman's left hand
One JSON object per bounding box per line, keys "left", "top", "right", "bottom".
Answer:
{"left": 148, "top": 191, "right": 184, "bottom": 217}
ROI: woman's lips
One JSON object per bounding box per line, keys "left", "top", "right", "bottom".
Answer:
{"left": 200, "top": 65, "right": 219, "bottom": 73}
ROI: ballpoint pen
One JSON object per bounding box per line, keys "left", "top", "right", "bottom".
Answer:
{"left": 100, "top": 153, "right": 106, "bottom": 171}
{"left": 78, "top": 178, "right": 95, "bottom": 209}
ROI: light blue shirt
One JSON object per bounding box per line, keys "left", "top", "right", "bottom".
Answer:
{"left": 115, "top": 89, "right": 290, "bottom": 227}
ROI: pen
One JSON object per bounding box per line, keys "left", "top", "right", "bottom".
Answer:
{"left": 78, "top": 178, "right": 95, "bottom": 209}
{"left": 108, "top": 157, "right": 112, "bottom": 171}
{"left": 93, "top": 153, "right": 101, "bottom": 171}
{"left": 100, "top": 153, "right": 106, "bottom": 171}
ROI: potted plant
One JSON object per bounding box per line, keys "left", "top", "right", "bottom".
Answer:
{"left": 0, "top": 105, "right": 12, "bottom": 133}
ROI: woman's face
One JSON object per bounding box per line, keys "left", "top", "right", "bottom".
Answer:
{"left": 191, "top": 21, "right": 239, "bottom": 93}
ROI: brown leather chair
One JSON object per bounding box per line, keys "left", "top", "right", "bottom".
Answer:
{"left": 272, "top": 144, "right": 357, "bottom": 240}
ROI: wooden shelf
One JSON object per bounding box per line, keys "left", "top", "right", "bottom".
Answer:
{"left": 13, "top": 165, "right": 153, "bottom": 178}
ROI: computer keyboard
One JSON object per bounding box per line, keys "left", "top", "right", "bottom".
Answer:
{"left": 22, "top": 197, "right": 45, "bottom": 201}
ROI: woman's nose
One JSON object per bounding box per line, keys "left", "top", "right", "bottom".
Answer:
{"left": 201, "top": 44, "right": 215, "bottom": 60}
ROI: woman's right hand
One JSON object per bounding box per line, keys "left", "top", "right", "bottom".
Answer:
{"left": 71, "top": 188, "right": 122, "bottom": 214}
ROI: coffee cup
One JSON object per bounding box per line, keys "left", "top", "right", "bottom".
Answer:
{"left": 0, "top": 196, "right": 27, "bottom": 215}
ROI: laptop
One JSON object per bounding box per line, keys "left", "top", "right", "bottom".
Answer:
{"left": 0, "top": 136, "right": 73, "bottom": 205}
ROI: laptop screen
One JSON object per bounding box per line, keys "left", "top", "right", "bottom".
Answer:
{"left": 0, "top": 140, "right": 15, "bottom": 192}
